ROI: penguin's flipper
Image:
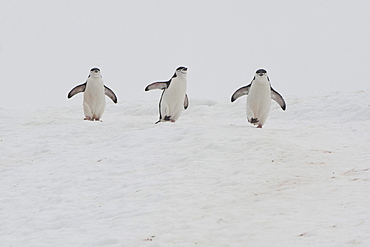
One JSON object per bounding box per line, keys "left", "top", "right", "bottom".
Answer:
{"left": 145, "top": 81, "right": 170, "bottom": 91}
{"left": 184, "top": 94, "right": 189, "bottom": 110}
{"left": 67, "top": 83, "right": 86, "bottom": 98}
{"left": 231, "top": 84, "right": 251, "bottom": 102}
{"left": 104, "top": 85, "right": 118, "bottom": 103}
{"left": 271, "top": 87, "right": 286, "bottom": 110}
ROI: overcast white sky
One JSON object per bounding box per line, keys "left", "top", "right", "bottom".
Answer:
{"left": 1, "top": 0, "right": 369, "bottom": 109}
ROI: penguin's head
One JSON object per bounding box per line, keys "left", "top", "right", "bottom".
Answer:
{"left": 175, "top": 66, "right": 188, "bottom": 76}
{"left": 255, "top": 69, "right": 267, "bottom": 78}
{"left": 89, "top": 67, "right": 101, "bottom": 78}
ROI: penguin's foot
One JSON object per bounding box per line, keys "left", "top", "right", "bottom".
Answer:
{"left": 158, "top": 116, "right": 176, "bottom": 123}
{"left": 257, "top": 124, "right": 263, "bottom": 128}
{"left": 84, "top": 116, "right": 93, "bottom": 121}
{"left": 250, "top": 118, "right": 259, "bottom": 124}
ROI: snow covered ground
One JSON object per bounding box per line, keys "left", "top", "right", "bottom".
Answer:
{"left": 1, "top": 90, "right": 369, "bottom": 247}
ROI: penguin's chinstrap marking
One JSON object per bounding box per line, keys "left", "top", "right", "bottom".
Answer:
{"left": 231, "top": 69, "right": 286, "bottom": 128}
{"left": 145, "top": 66, "right": 189, "bottom": 123}
{"left": 67, "top": 68, "right": 118, "bottom": 121}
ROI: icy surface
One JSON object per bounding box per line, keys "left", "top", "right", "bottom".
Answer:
{"left": 1, "top": 91, "right": 369, "bottom": 247}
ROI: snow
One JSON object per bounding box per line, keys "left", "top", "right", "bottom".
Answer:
{"left": 1, "top": 90, "right": 370, "bottom": 247}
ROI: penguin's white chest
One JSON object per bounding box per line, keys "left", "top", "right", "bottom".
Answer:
{"left": 84, "top": 78, "right": 106, "bottom": 110}
{"left": 161, "top": 76, "right": 187, "bottom": 120}
{"left": 84, "top": 78, "right": 105, "bottom": 100}
{"left": 163, "top": 77, "right": 186, "bottom": 102}
{"left": 247, "top": 80, "right": 271, "bottom": 124}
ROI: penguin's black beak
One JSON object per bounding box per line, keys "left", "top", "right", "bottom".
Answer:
{"left": 258, "top": 73, "right": 265, "bottom": 77}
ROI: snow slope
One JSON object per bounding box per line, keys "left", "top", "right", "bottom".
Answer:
{"left": 1, "top": 91, "right": 369, "bottom": 247}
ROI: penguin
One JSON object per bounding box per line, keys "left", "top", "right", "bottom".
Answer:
{"left": 145, "top": 66, "right": 189, "bottom": 123}
{"left": 231, "top": 69, "right": 286, "bottom": 128}
{"left": 67, "top": 68, "right": 117, "bottom": 121}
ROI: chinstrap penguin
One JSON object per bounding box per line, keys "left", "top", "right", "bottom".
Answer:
{"left": 67, "top": 68, "right": 118, "bottom": 121}
{"left": 145, "top": 66, "right": 189, "bottom": 123}
{"left": 231, "top": 69, "right": 286, "bottom": 128}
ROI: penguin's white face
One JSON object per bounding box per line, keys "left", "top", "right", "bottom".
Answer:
{"left": 176, "top": 67, "right": 188, "bottom": 76}
{"left": 89, "top": 68, "right": 101, "bottom": 78}
{"left": 255, "top": 69, "right": 268, "bottom": 79}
